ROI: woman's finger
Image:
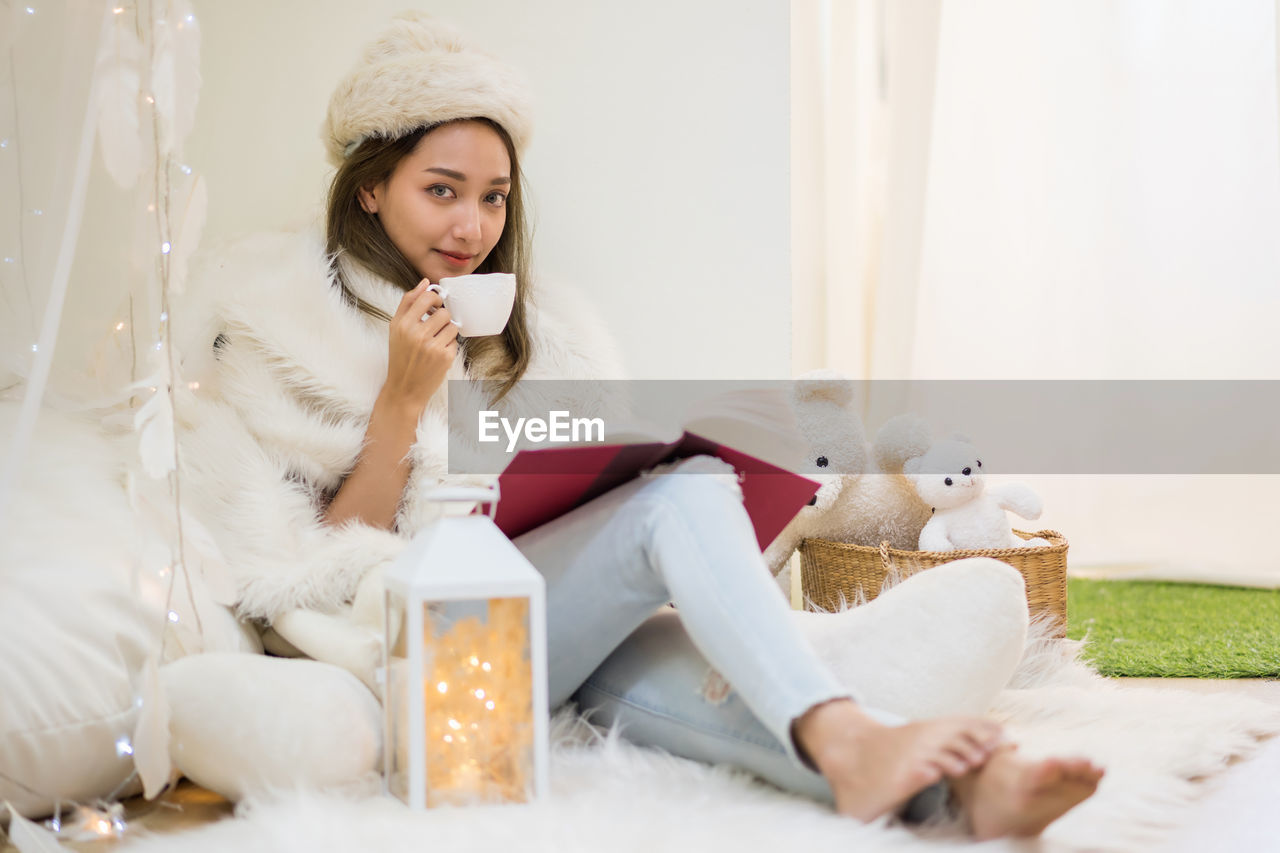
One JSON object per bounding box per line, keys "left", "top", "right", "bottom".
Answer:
{"left": 411, "top": 296, "right": 445, "bottom": 322}
{"left": 395, "top": 279, "right": 432, "bottom": 318}
{"left": 414, "top": 305, "right": 453, "bottom": 338}
{"left": 434, "top": 318, "right": 460, "bottom": 345}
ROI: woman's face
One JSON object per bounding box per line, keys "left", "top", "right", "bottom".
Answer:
{"left": 359, "top": 120, "right": 511, "bottom": 284}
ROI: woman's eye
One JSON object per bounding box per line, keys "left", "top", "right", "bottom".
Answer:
{"left": 427, "top": 185, "right": 454, "bottom": 198}
{"left": 486, "top": 191, "right": 508, "bottom": 207}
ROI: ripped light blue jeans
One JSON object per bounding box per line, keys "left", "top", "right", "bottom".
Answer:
{"left": 510, "top": 455, "right": 951, "bottom": 823}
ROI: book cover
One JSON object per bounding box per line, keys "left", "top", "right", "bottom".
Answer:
{"left": 491, "top": 431, "right": 819, "bottom": 549}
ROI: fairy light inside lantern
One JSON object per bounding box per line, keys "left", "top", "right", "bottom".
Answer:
{"left": 382, "top": 484, "right": 548, "bottom": 809}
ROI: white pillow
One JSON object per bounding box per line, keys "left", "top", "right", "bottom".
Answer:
{"left": 161, "top": 654, "right": 382, "bottom": 801}
{"left": 0, "top": 403, "right": 257, "bottom": 817}
{"left": 795, "top": 556, "right": 1032, "bottom": 719}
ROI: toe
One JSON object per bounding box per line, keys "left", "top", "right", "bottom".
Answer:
{"left": 910, "top": 762, "right": 944, "bottom": 789}
{"left": 1027, "top": 759, "right": 1067, "bottom": 790}
{"left": 1063, "top": 759, "right": 1104, "bottom": 782}
{"left": 952, "top": 734, "right": 989, "bottom": 765}
{"left": 936, "top": 751, "right": 971, "bottom": 776}
{"left": 957, "top": 722, "right": 993, "bottom": 758}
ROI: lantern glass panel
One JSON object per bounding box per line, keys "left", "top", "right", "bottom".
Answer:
{"left": 422, "top": 596, "right": 535, "bottom": 806}
{"left": 384, "top": 587, "right": 410, "bottom": 803}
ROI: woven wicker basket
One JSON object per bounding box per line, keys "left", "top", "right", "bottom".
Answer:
{"left": 798, "top": 529, "right": 1069, "bottom": 638}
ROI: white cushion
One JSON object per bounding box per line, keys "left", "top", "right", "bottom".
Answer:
{"left": 0, "top": 403, "right": 257, "bottom": 817}
{"left": 794, "top": 557, "right": 1031, "bottom": 719}
{"left": 161, "top": 654, "right": 382, "bottom": 801}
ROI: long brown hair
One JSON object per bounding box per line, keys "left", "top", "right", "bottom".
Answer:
{"left": 325, "top": 118, "right": 533, "bottom": 405}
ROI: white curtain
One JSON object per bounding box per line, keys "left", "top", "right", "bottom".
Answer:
{"left": 0, "top": 0, "right": 107, "bottom": 516}
{"left": 793, "top": 0, "right": 1280, "bottom": 581}
{"left": 792, "top": 0, "right": 942, "bottom": 379}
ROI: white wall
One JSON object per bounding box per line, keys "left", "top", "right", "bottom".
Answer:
{"left": 177, "top": 0, "right": 791, "bottom": 379}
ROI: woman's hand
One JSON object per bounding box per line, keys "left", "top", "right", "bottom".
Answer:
{"left": 324, "top": 280, "right": 457, "bottom": 531}
{"left": 379, "top": 279, "right": 460, "bottom": 416}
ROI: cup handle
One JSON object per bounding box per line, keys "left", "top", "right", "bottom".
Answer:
{"left": 427, "top": 283, "right": 446, "bottom": 298}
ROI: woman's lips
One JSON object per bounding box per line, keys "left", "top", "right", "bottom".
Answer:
{"left": 436, "top": 250, "right": 471, "bottom": 266}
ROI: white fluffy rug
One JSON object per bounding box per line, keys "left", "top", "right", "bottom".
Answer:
{"left": 116, "top": 618, "right": 1280, "bottom": 853}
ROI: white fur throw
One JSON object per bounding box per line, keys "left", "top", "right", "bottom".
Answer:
{"left": 116, "top": 614, "right": 1280, "bottom": 853}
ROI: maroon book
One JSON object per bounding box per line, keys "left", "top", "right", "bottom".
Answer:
{"left": 490, "top": 431, "right": 820, "bottom": 549}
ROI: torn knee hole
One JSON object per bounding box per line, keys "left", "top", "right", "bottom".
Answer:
{"left": 699, "top": 668, "right": 733, "bottom": 705}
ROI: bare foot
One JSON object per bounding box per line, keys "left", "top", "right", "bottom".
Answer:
{"left": 793, "top": 699, "right": 1005, "bottom": 822}
{"left": 950, "top": 743, "right": 1105, "bottom": 839}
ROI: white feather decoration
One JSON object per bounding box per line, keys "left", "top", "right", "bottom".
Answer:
{"left": 151, "top": 1, "right": 202, "bottom": 158}
{"left": 131, "top": 657, "right": 172, "bottom": 800}
{"left": 94, "top": 12, "right": 144, "bottom": 189}
{"left": 4, "top": 803, "right": 66, "bottom": 852}
{"left": 132, "top": 360, "right": 176, "bottom": 479}
{"left": 134, "top": 390, "right": 175, "bottom": 479}
{"left": 168, "top": 173, "right": 207, "bottom": 295}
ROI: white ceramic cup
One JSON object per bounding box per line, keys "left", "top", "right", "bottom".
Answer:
{"left": 427, "top": 272, "right": 517, "bottom": 337}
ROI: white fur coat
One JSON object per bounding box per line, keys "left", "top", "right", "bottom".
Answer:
{"left": 170, "top": 226, "right": 626, "bottom": 623}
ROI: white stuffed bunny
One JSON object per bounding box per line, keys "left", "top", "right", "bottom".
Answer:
{"left": 904, "top": 437, "right": 1051, "bottom": 551}
{"left": 763, "top": 371, "right": 932, "bottom": 588}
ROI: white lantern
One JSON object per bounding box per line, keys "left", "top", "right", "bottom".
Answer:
{"left": 382, "top": 484, "right": 549, "bottom": 808}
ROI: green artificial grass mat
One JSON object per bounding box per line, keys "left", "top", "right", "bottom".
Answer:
{"left": 1065, "top": 578, "right": 1280, "bottom": 678}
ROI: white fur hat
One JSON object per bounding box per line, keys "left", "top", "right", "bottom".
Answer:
{"left": 321, "top": 12, "right": 533, "bottom": 168}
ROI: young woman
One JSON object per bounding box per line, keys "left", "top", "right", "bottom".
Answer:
{"left": 178, "top": 13, "right": 1103, "bottom": 838}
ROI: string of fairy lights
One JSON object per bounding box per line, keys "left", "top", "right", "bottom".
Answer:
{"left": 1, "top": 0, "right": 205, "bottom": 843}
{"left": 4, "top": 5, "right": 543, "bottom": 843}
